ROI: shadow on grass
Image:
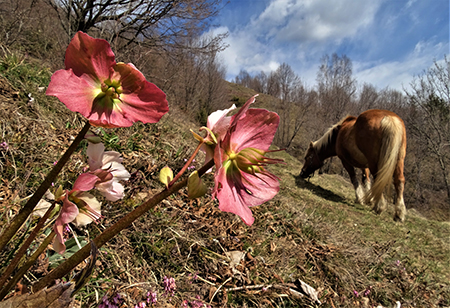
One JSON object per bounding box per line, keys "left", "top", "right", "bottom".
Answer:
{"left": 293, "top": 174, "right": 352, "bottom": 205}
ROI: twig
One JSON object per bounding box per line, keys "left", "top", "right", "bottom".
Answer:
{"left": 209, "top": 276, "right": 232, "bottom": 304}
{"left": 226, "top": 284, "right": 272, "bottom": 291}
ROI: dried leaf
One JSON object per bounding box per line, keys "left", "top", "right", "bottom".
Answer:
{"left": 0, "top": 283, "right": 74, "bottom": 308}
{"left": 295, "top": 279, "right": 321, "bottom": 305}
{"left": 225, "top": 250, "right": 246, "bottom": 275}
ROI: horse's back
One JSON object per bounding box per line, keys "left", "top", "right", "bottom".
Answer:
{"left": 356, "top": 109, "right": 403, "bottom": 128}
{"left": 354, "top": 109, "right": 406, "bottom": 171}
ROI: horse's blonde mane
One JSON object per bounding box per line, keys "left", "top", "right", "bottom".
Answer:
{"left": 313, "top": 116, "right": 354, "bottom": 152}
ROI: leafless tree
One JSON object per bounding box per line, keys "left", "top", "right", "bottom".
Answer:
{"left": 405, "top": 56, "right": 450, "bottom": 199}
{"left": 358, "top": 83, "right": 380, "bottom": 111}
{"left": 44, "top": 0, "right": 225, "bottom": 52}
{"left": 253, "top": 71, "right": 268, "bottom": 94}
{"left": 266, "top": 71, "right": 280, "bottom": 98}
{"left": 197, "top": 43, "right": 227, "bottom": 124}
{"left": 234, "top": 69, "right": 252, "bottom": 88}
{"left": 160, "top": 35, "right": 226, "bottom": 122}
{"left": 0, "top": 0, "right": 65, "bottom": 58}
{"left": 316, "top": 53, "right": 356, "bottom": 122}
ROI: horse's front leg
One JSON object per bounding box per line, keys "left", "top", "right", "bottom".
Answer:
{"left": 362, "top": 168, "right": 371, "bottom": 193}
{"left": 342, "top": 162, "right": 365, "bottom": 204}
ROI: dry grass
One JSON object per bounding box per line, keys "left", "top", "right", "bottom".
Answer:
{"left": 0, "top": 54, "right": 449, "bottom": 308}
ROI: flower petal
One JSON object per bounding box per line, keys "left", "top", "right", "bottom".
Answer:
{"left": 88, "top": 101, "right": 134, "bottom": 128}
{"left": 53, "top": 223, "right": 66, "bottom": 254}
{"left": 228, "top": 109, "right": 280, "bottom": 153}
{"left": 238, "top": 171, "right": 280, "bottom": 207}
{"left": 73, "top": 192, "right": 101, "bottom": 226}
{"left": 96, "top": 180, "right": 125, "bottom": 201}
{"left": 114, "top": 63, "right": 169, "bottom": 124}
{"left": 207, "top": 104, "right": 236, "bottom": 141}
{"left": 102, "top": 151, "right": 123, "bottom": 165}
{"left": 65, "top": 31, "right": 116, "bottom": 81}
{"left": 46, "top": 69, "right": 99, "bottom": 116}
{"left": 229, "top": 95, "right": 258, "bottom": 130}
{"left": 73, "top": 172, "right": 100, "bottom": 192}
{"left": 109, "top": 162, "right": 130, "bottom": 181}
{"left": 86, "top": 142, "right": 105, "bottom": 170}
{"left": 214, "top": 166, "right": 255, "bottom": 226}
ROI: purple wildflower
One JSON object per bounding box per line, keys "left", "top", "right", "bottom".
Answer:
{"left": 163, "top": 276, "right": 176, "bottom": 297}
{"left": 146, "top": 291, "right": 157, "bottom": 305}
{"left": 99, "top": 293, "right": 123, "bottom": 308}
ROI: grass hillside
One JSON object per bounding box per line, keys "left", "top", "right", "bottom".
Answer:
{"left": 0, "top": 53, "right": 449, "bottom": 308}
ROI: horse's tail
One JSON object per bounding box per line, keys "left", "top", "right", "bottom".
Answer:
{"left": 366, "top": 115, "right": 404, "bottom": 205}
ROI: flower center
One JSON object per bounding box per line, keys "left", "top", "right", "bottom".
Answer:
{"left": 224, "top": 148, "right": 265, "bottom": 176}
{"left": 94, "top": 79, "right": 123, "bottom": 109}
{"left": 101, "top": 79, "right": 123, "bottom": 99}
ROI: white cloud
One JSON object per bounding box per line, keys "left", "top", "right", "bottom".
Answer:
{"left": 251, "top": 0, "right": 382, "bottom": 44}
{"left": 211, "top": 0, "right": 448, "bottom": 91}
{"left": 354, "top": 40, "right": 448, "bottom": 91}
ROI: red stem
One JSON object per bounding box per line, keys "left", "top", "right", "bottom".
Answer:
{"left": 168, "top": 141, "right": 204, "bottom": 187}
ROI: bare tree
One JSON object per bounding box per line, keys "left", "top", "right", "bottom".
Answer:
{"left": 316, "top": 53, "right": 356, "bottom": 122}
{"left": 197, "top": 43, "right": 227, "bottom": 124}
{"left": 45, "top": 0, "right": 225, "bottom": 52}
{"left": 273, "top": 63, "right": 301, "bottom": 147}
{"left": 266, "top": 71, "right": 280, "bottom": 98}
{"left": 160, "top": 34, "right": 226, "bottom": 123}
{"left": 405, "top": 56, "right": 450, "bottom": 199}
{"left": 253, "top": 71, "right": 268, "bottom": 94}
{"left": 0, "top": 0, "right": 65, "bottom": 58}
{"left": 358, "top": 83, "right": 380, "bottom": 111}
{"left": 234, "top": 69, "right": 252, "bottom": 88}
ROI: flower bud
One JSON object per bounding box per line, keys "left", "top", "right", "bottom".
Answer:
{"left": 159, "top": 166, "right": 173, "bottom": 188}
{"left": 85, "top": 130, "right": 102, "bottom": 143}
{"left": 187, "top": 171, "right": 207, "bottom": 199}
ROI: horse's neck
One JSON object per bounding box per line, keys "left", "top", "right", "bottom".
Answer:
{"left": 315, "top": 125, "right": 338, "bottom": 160}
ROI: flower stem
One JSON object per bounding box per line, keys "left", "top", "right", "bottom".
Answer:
{"left": 32, "top": 159, "right": 215, "bottom": 292}
{"left": 168, "top": 141, "right": 204, "bottom": 187}
{"left": 0, "top": 230, "right": 56, "bottom": 300}
{"left": 0, "top": 122, "right": 91, "bottom": 253}
{"left": 0, "top": 201, "right": 56, "bottom": 293}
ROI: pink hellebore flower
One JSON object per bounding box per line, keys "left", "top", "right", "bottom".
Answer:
{"left": 46, "top": 31, "right": 169, "bottom": 128}
{"left": 213, "top": 95, "right": 282, "bottom": 226}
{"left": 53, "top": 174, "right": 102, "bottom": 254}
{"left": 86, "top": 142, "right": 130, "bottom": 201}
{"left": 201, "top": 104, "right": 237, "bottom": 163}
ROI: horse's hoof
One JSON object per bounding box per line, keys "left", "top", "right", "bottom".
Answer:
{"left": 394, "top": 214, "right": 405, "bottom": 223}
{"left": 372, "top": 207, "right": 383, "bottom": 215}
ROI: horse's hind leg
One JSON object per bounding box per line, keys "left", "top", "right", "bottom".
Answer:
{"left": 393, "top": 161, "right": 406, "bottom": 222}
{"left": 373, "top": 193, "right": 387, "bottom": 214}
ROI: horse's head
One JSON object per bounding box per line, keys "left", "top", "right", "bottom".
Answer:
{"left": 300, "top": 142, "right": 323, "bottom": 178}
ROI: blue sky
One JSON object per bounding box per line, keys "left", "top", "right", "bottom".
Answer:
{"left": 206, "top": 0, "right": 449, "bottom": 92}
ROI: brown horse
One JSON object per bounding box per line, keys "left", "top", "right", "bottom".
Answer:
{"left": 300, "top": 109, "right": 407, "bottom": 222}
